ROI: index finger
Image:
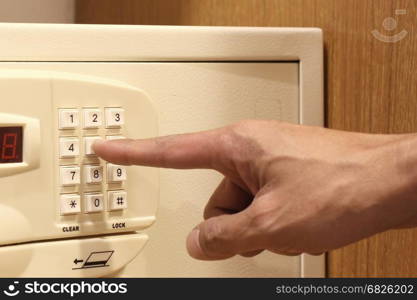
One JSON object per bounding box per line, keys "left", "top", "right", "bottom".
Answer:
{"left": 92, "top": 129, "right": 224, "bottom": 170}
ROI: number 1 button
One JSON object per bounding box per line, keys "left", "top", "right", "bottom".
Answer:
{"left": 105, "top": 107, "right": 124, "bottom": 128}
{"left": 58, "top": 109, "right": 79, "bottom": 129}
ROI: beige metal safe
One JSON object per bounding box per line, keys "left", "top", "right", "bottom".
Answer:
{"left": 0, "top": 23, "right": 323, "bottom": 277}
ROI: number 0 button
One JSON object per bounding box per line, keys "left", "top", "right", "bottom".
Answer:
{"left": 105, "top": 107, "right": 124, "bottom": 128}
{"left": 85, "top": 193, "right": 104, "bottom": 213}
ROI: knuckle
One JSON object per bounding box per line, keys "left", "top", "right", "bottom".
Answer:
{"left": 249, "top": 205, "right": 274, "bottom": 234}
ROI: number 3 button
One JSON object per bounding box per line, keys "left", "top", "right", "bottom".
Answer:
{"left": 105, "top": 107, "right": 124, "bottom": 128}
{"left": 85, "top": 193, "right": 104, "bottom": 213}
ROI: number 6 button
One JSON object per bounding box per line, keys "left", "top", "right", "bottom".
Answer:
{"left": 107, "top": 164, "right": 126, "bottom": 182}
{"left": 105, "top": 107, "right": 124, "bottom": 128}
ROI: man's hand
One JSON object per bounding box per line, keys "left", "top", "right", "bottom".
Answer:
{"left": 93, "top": 120, "right": 417, "bottom": 260}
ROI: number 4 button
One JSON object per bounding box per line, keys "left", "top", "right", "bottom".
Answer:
{"left": 59, "top": 137, "right": 79, "bottom": 158}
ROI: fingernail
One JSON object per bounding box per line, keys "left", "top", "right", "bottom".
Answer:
{"left": 186, "top": 229, "right": 203, "bottom": 259}
{"left": 92, "top": 139, "right": 106, "bottom": 147}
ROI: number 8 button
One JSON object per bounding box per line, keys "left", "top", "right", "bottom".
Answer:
{"left": 84, "top": 165, "right": 103, "bottom": 184}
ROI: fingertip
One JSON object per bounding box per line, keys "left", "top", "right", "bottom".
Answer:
{"left": 92, "top": 139, "right": 106, "bottom": 152}
{"left": 186, "top": 229, "right": 206, "bottom": 260}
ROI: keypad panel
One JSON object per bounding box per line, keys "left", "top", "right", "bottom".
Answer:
{"left": 58, "top": 107, "right": 126, "bottom": 215}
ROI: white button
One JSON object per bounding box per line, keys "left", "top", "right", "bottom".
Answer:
{"left": 108, "top": 190, "right": 127, "bottom": 210}
{"left": 60, "top": 166, "right": 81, "bottom": 186}
{"left": 84, "top": 193, "right": 104, "bottom": 213}
{"left": 60, "top": 194, "right": 81, "bottom": 215}
{"left": 84, "top": 165, "right": 103, "bottom": 184}
{"left": 58, "top": 109, "right": 79, "bottom": 129}
{"left": 105, "top": 107, "right": 124, "bottom": 128}
{"left": 106, "top": 135, "right": 125, "bottom": 141}
{"left": 83, "top": 108, "right": 102, "bottom": 129}
{"left": 84, "top": 136, "right": 103, "bottom": 156}
{"left": 107, "top": 164, "right": 127, "bottom": 182}
{"left": 59, "top": 137, "right": 80, "bottom": 158}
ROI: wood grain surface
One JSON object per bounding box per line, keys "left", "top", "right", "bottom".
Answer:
{"left": 76, "top": 0, "right": 417, "bottom": 277}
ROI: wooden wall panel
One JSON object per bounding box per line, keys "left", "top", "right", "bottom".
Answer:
{"left": 76, "top": 0, "right": 417, "bottom": 277}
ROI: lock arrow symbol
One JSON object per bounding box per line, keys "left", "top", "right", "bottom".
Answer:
{"left": 73, "top": 258, "right": 84, "bottom": 264}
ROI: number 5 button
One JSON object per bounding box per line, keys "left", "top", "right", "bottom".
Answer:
{"left": 105, "top": 107, "right": 124, "bottom": 128}
{"left": 107, "top": 164, "right": 126, "bottom": 182}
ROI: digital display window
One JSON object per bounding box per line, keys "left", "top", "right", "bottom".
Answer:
{"left": 0, "top": 127, "right": 23, "bottom": 163}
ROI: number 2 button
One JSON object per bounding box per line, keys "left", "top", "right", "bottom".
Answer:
{"left": 83, "top": 108, "right": 102, "bottom": 129}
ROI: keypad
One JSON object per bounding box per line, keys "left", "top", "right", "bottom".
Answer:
{"left": 58, "top": 107, "right": 127, "bottom": 216}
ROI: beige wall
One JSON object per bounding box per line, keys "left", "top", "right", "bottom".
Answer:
{"left": 0, "top": 0, "right": 74, "bottom": 23}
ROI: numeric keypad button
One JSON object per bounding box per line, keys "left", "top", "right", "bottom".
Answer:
{"left": 84, "top": 165, "right": 103, "bottom": 184}
{"left": 83, "top": 108, "right": 102, "bottom": 129}
{"left": 107, "top": 164, "right": 127, "bottom": 182}
{"left": 108, "top": 190, "right": 127, "bottom": 210}
{"left": 105, "top": 107, "right": 124, "bottom": 128}
{"left": 58, "top": 109, "right": 79, "bottom": 130}
{"left": 59, "top": 137, "right": 80, "bottom": 158}
{"left": 60, "top": 194, "right": 81, "bottom": 215}
{"left": 84, "top": 193, "right": 104, "bottom": 213}
{"left": 60, "top": 166, "right": 81, "bottom": 186}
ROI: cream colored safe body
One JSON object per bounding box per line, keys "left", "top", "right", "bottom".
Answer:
{"left": 0, "top": 24, "right": 323, "bottom": 277}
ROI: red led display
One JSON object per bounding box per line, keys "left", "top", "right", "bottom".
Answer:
{"left": 0, "top": 127, "right": 23, "bottom": 163}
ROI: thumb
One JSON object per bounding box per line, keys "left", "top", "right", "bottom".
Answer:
{"left": 186, "top": 210, "right": 264, "bottom": 260}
